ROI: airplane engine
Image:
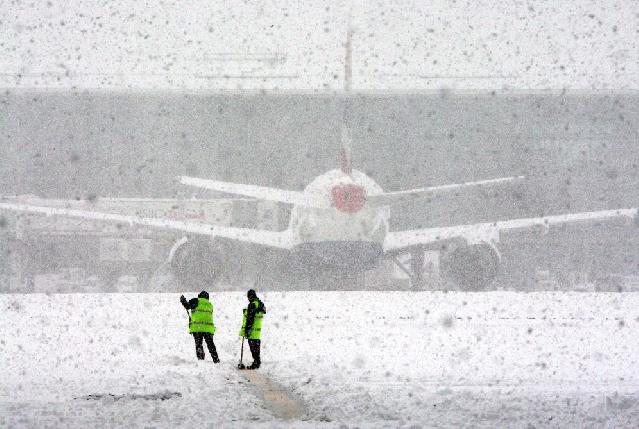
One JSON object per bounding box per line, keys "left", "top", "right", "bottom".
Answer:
{"left": 440, "top": 241, "right": 501, "bottom": 290}
{"left": 169, "top": 238, "right": 226, "bottom": 288}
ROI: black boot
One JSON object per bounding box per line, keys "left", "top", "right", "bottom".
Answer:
{"left": 247, "top": 339, "right": 261, "bottom": 369}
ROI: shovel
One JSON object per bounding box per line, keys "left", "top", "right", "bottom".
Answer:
{"left": 237, "top": 337, "right": 246, "bottom": 369}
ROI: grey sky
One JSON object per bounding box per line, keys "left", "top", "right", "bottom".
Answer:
{"left": 1, "top": 0, "right": 637, "bottom": 91}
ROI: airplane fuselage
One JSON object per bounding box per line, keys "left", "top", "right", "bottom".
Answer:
{"left": 287, "top": 169, "right": 390, "bottom": 269}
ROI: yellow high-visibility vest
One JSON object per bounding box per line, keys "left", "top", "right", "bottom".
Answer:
{"left": 239, "top": 300, "right": 264, "bottom": 339}
{"left": 189, "top": 298, "right": 216, "bottom": 334}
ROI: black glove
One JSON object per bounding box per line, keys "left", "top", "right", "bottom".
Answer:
{"left": 244, "top": 328, "right": 250, "bottom": 338}
{"left": 180, "top": 295, "right": 187, "bottom": 305}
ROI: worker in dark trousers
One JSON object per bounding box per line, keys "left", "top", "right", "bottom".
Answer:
{"left": 239, "top": 289, "right": 266, "bottom": 369}
{"left": 180, "top": 291, "right": 220, "bottom": 363}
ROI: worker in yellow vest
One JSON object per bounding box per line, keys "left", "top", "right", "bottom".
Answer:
{"left": 239, "top": 289, "right": 266, "bottom": 370}
{"left": 180, "top": 291, "right": 220, "bottom": 363}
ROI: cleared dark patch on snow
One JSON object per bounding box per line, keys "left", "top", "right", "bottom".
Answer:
{"left": 167, "top": 355, "right": 192, "bottom": 365}
{"left": 441, "top": 314, "right": 455, "bottom": 329}
{"left": 77, "top": 391, "right": 182, "bottom": 401}
{"left": 6, "top": 300, "right": 22, "bottom": 311}
{"left": 240, "top": 370, "right": 306, "bottom": 421}
{"left": 606, "top": 392, "right": 639, "bottom": 410}
{"left": 127, "top": 334, "right": 142, "bottom": 349}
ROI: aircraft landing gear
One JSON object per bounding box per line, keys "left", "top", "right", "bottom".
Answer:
{"left": 391, "top": 246, "right": 426, "bottom": 290}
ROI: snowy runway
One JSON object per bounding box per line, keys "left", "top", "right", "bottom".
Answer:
{"left": 1, "top": 291, "right": 639, "bottom": 427}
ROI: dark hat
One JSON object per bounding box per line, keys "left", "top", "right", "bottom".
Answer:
{"left": 247, "top": 289, "right": 257, "bottom": 299}
{"left": 198, "top": 291, "right": 209, "bottom": 299}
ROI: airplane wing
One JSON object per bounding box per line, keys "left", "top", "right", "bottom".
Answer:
{"left": 0, "top": 201, "right": 293, "bottom": 249}
{"left": 384, "top": 207, "right": 638, "bottom": 252}
{"left": 180, "top": 175, "right": 523, "bottom": 209}
{"left": 367, "top": 176, "right": 524, "bottom": 207}
{"left": 179, "top": 176, "right": 328, "bottom": 208}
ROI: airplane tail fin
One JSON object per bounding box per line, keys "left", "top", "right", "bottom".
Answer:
{"left": 340, "top": 126, "right": 353, "bottom": 175}
{"left": 340, "top": 24, "right": 354, "bottom": 176}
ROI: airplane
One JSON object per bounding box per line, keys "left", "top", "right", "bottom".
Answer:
{"left": 2, "top": 130, "right": 638, "bottom": 290}
{"left": 2, "top": 29, "right": 638, "bottom": 291}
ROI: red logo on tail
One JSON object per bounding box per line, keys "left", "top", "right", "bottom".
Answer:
{"left": 331, "top": 185, "right": 366, "bottom": 213}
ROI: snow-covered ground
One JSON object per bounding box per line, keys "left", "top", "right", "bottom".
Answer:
{"left": 1, "top": 291, "right": 639, "bottom": 427}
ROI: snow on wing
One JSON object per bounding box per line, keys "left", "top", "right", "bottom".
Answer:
{"left": 365, "top": 176, "right": 524, "bottom": 208}
{"left": 179, "top": 176, "right": 328, "bottom": 208}
{"left": 384, "top": 207, "right": 639, "bottom": 252}
{"left": 0, "top": 201, "right": 293, "bottom": 249}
